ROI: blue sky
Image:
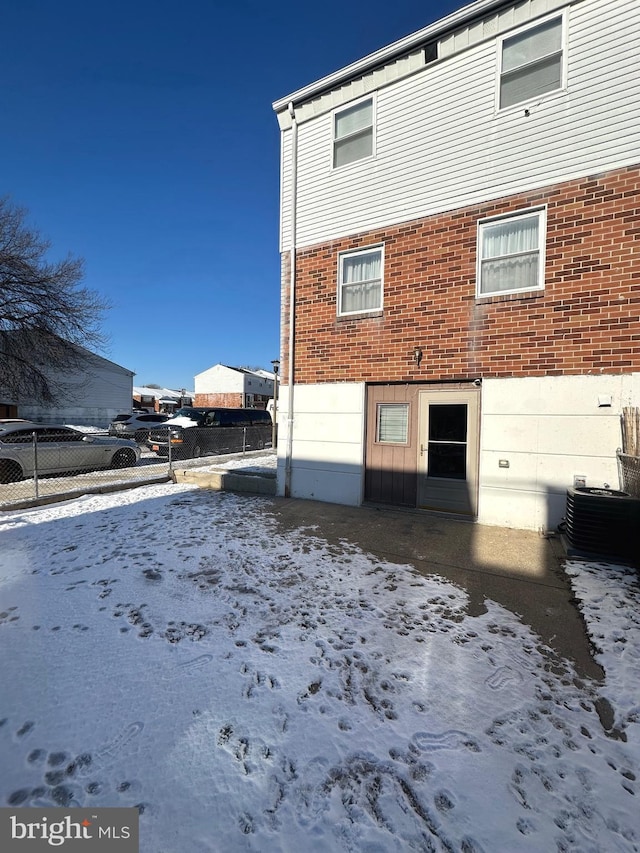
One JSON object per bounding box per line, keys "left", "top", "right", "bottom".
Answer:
{"left": 1, "top": 0, "right": 459, "bottom": 390}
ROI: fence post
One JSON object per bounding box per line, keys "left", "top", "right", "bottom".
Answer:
{"left": 32, "top": 431, "right": 40, "bottom": 499}
{"left": 168, "top": 430, "right": 172, "bottom": 471}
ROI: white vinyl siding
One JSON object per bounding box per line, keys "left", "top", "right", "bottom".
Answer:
{"left": 499, "top": 16, "right": 564, "bottom": 109}
{"left": 376, "top": 403, "right": 409, "bottom": 443}
{"left": 278, "top": 132, "right": 292, "bottom": 253}
{"left": 333, "top": 98, "right": 374, "bottom": 168}
{"left": 18, "top": 353, "right": 133, "bottom": 427}
{"left": 274, "top": 0, "right": 572, "bottom": 129}
{"left": 338, "top": 246, "right": 383, "bottom": 315}
{"left": 279, "top": 0, "right": 640, "bottom": 251}
{"left": 477, "top": 209, "right": 545, "bottom": 296}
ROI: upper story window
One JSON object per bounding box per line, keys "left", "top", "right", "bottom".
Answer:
{"left": 499, "top": 16, "right": 564, "bottom": 109}
{"left": 333, "top": 97, "right": 374, "bottom": 168}
{"left": 477, "top": 209, "right": 545, "bottom": 297}
{"left": 338, "top": 245, "right": 383, "bottom": 315}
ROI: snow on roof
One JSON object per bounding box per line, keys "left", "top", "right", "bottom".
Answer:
{"left": 133, "top": 386, "right": 194, "bottom": 399}
{"left": 194, "top": 364, "right": 273, "bottom": 380}
{"left": 222, "top": 365, "right": 270, "bottom": 378}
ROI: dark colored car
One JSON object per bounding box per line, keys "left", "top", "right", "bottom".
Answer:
{"left": 147, "top": 407, "right": 272, "bottom": 460}
{"left": 0, "top": 423, "right": 140, "bottom": 483}
{"left": 108, "top": 412, "right": 171, "bottom": 442}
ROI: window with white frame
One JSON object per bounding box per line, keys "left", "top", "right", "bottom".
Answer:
{"left": 333, "top": 98, "right": 373, "bottom": 168}
{"left": 477, "top": 209, "right": 545, "bottom": 297}
{"left": 376, "top": 403, "right": 409, "bottom": 444}
{"left": 338, "top": 246, "right": 383, "bottom": 315}
{"left": 499, "top": 16, "right": 563, "bottom": 109}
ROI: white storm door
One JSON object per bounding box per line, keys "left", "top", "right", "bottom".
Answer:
{"left": 417, "top": 390, "right": 480, "bottom": 516}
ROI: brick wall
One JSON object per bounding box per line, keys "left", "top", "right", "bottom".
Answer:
{"left": 282, "top": 166, "right": 640, "bottom": 383}
{"left": 280, "top": 251, "right": 292, "bottom": 381}
{"left": 194, "top": 393, "right": 243, "bottom": 408}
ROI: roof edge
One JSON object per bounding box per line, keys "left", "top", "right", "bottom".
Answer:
{"left": 272, "top": 0, "right": 512, "bottom": 112}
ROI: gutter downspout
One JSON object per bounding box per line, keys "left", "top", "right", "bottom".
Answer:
{"left": 284, "top": 101, "right": 298, "bottom": 498}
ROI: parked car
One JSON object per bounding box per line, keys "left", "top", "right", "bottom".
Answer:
{"left": 147, "top": 407, "right": 272, "bottom": 460}
{"left": 108, "top": 412, "right": 171, "bottom": 442}
{"left": 0, "top": 423, "right": 141, "bottom": 483}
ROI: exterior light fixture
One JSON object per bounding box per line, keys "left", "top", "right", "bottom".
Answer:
{"left": 413, "top": 347, "right": 423, "bottom": 367}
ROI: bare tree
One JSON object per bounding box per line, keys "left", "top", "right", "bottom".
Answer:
{"left": 0, "top": 197, "right": 109, "bottom": 404}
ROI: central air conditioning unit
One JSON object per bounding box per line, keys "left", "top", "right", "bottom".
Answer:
{"left": 564, "top": 486, "right": 640, "bottom": 565}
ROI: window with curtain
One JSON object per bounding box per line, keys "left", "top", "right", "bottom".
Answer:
{"left": 376, "top": 403, "right": 409, "bottom": 444}
{"left": 477, "top": 210, "right": 545, "bottom": 296}
{"left": 338, "top": 246, "right": 383, "bottom": 315}
{"left": 333, "top": 98, "right": 374, "bottom": 168}
{"left": 500, "top": 16, "right": 563, "bottom": 109}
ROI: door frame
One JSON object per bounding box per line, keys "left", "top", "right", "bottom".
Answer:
{"left": 364, "top": 382, "right": 482, "bottom": 513}
{"left": 416, "top": 387, "right": 481, "bottom": 517}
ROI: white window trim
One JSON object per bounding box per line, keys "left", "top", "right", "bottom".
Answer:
{"left": 476, "top": 207, "right": 547, "bottom": 298}
{"left": 331, "top": 94, "right": 376, "bottom": 171}
{"left": 375, "top": 402, "right": 410, "bottom": 446}
{"left": 337, "top": 243, "right": 384, "bottom": 316}
{"left": 495, "top": 11, "right": 567, "bottom": 113}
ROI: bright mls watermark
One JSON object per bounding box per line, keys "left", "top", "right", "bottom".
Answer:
{"left": 1, "top": 808, "right": 139, "bottom": 851}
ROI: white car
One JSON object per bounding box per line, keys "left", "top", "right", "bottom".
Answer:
{"left": 108, "top": 412, "right": 170, "bottom": 442}
{"left": 0, "top": 423, "right": 141, "bottom": 483}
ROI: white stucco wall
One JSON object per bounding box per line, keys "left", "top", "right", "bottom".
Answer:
{"left": 478, "top": 373, "right": 639, "bottom": 531}
{"left": 277, "top": 374, "right": 639, "bottom": 531}
{"left": 195, "top": 365, "right": 274, "bottom": 397}
{"left": 276, "top": 383, "right": 366, "bottom": 505}
{"left": 195, "top": 365, "right": 243, "bottom": 394}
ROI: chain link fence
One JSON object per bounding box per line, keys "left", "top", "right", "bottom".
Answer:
{"left": 146, "top": 424, "right": 271, "bottom": 460}
{"left": 617, "top": 406, "right": 640, "bottom": 498}
{"left": 617, "top": 451, "right": 640, "bottom": 498}
{"left": 0, "top": 424, "right": 272, "bottom": 509}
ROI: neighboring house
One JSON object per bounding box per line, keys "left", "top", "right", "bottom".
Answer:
{"left": 0, "top": 400, "right": 18, "bottom": 419}
{"left": 194, "top": 364, "right": 275, "bottom": 409}
{"left": 272, "top": 0, "right": 640, "bottom": 531}
{"left": 2, "top": 348, "right": 134, "bottom": 427}
{"left": 133, "top": 386, "right": 194, "bottom": 413}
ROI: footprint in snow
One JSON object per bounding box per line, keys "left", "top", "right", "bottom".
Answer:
{"left": 177, "top": 654, "right": 214, "bottom": 676}
{"left": 485, "top": 665, "right": 524, "bottom": 690}
{"left": 412, "top": 730, "right": 481, "bottom": 753}
{"left": 242, "top": 669, "right": 281, "bottom": 698}
{"left": 81, "top": 721, "right": 145, "bottom": 774}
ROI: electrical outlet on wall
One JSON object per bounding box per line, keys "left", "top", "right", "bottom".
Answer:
{"left": 573, "top": 475, "right": 587, "bottom": 488}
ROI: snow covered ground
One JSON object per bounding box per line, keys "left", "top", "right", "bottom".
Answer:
{"left": 0, "top": 483, "right": 638, "bottom": 852}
